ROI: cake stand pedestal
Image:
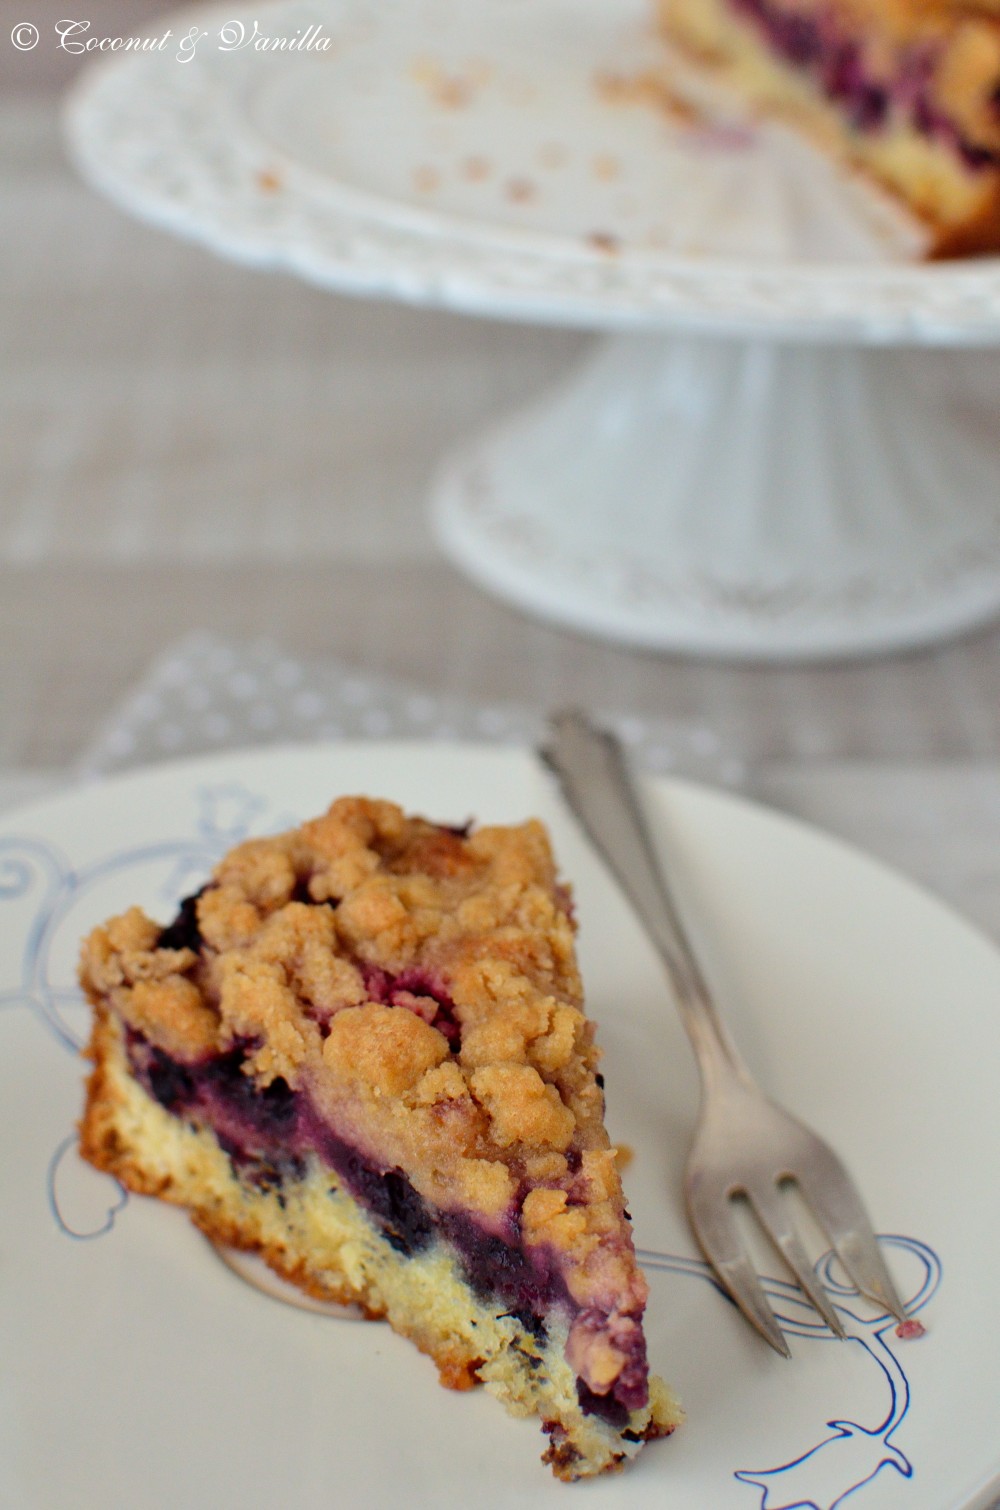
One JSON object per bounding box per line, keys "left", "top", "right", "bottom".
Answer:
{"left": 434, "top": 335, "right": 1000, "bottom": 658}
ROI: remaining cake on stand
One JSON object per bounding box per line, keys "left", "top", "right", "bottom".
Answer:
{"left": 78, "top": 795, "right": 682, "bottom": 1480}
{"left": 658, "top": 0, "right": 1000, "bottom": 254}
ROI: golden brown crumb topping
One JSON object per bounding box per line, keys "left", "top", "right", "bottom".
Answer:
{"left": 79, "top": 798, "right": 644, "bottom": 1311}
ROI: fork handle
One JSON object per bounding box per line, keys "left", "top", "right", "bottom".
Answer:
{"left": 542, "top": 710, "right": 752, "bottom": 1090}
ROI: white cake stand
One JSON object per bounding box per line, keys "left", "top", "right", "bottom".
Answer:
{"left": 66, "top": 0, "right": 1000, "bottom": 659}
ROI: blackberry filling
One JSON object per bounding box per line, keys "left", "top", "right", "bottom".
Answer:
{"left": 157, "top": 886, "right": 209, "bottom": 953}
{"left": 441, "top": 1211, "right": 560, "bottom": 1318}
{"left": 123, "top": 1033, "right": 622, "bottom": 1392}
{"left": 439, "top": 819, "right": 473, "bottom": 839}
{"left": 502, "top": 1308, "right": 548, "bottom": 1345}
{"left": 290, "top": 878, "right": 339, "bottom": 907}
{"left": 437, "top": 1213, "right": 578, "bottom": 1377}
{"left": 577, "top": 1381, "right": 630, "bottom": 1431}
{"left": 132, "top": 1037, "right": 196, "bottom": 1113}
{"left": 200, "top": 1047, "right": 298, "bottom": 1138}
{"left": 317, "top": 1129, "right": 435, "bottom": 1257}
{"left": 126, "top": 1030, "right": 435, "bottom": 1249}
{"left": 215, "top": 1138, "right": 300, "bottom": 1194}
{"left": 128, "top": 1033, "right": 300, "bottom": 1169}
{"left": 361, "top": 963, "right": 463, "bottom": 1052}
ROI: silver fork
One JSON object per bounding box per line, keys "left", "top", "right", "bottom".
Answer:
{"left": 542, "top": 709, "right": 910, "bottom": 1356}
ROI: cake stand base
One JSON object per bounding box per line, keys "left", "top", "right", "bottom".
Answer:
{"left": 432, "top": 336, "right": 1000, "bottom": 661}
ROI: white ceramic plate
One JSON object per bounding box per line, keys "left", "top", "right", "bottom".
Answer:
{"left": 2, "top": 742, "right": 999, "bottom": 1508}
{"left": 65, "top": 0, "right": 1000, "bottom": 340}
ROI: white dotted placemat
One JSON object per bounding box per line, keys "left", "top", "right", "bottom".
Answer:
{"left": 77, "top": 631, "right": 745, "bottom": 783}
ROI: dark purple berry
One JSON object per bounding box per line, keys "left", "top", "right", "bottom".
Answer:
{"left": 157, "top": 886, "right": 209, "bottom": 953}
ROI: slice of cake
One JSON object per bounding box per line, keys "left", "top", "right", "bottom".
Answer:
{"left": 657, "top": 0, "right": 1000, "bottom": 254}
{"left": 78, "top": 796, "right": 681, "bottom": 1479}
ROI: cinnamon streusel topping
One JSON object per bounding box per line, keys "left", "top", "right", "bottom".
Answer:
{"left": 79, "top": 798, "right": 644, "bottom": 1315}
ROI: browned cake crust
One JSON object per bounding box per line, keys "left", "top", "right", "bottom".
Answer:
{"left": 656, "top": 0, "right": 1000, "bottom": 254}
{"left": 78, "top": 797, "right": 682, "bottom": 1479}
